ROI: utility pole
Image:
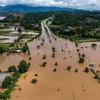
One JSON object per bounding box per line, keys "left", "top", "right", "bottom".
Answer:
{"left": 72, "top": 89, "right": 76, "bottom": 100}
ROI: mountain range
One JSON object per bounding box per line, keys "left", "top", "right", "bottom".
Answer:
{"left": 0, "top": 5, "right": 82, "bottom": 12}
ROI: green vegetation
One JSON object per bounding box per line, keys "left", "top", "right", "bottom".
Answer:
{"left": 29, "top": 57, "right": 32, "bottom": 60}
{"left": 52, "top": 47, "right": 56, "bottom": 53}
{"left": 84, "top": 67, "right": 89, "bottom": 73}
{"left": 82, "top": 54, "right": 85, "bottom": 58}
{"left": 34, "top": 74, "right": 38, "bottom": 77}
{"left": 8, "top": 65, "right": 17, "bottom": 72}
{"left": 41, "top": 62, "right": 47, "bottom": 67}
{"left": 31, "top": 79, "right": 38, "bottom": 84}
{"left": 91, "top": 43, "right": 97, "bottom": 47}
{"left": 52, "top": 53, "right": 55, "bottom": 58}
{"left": 18, "top": 60, "right": 30, "bottom": 73}
{"left": 42, "top": 54, "right": 46, "bottom": 59}
{"left": 2, "top": 76, "right": 12, "bottom": 88}
{"left": 53, "top": 68, "right": 57, "bottom": 72}
{"left": 54, "top": 62, "right": 58, "bottom": 66}
{"left": 66, "top": 66, "right": 71, "bottom": 71}
{"left": 0, "top": 38, "right": 9, "bottom": 40}
{"left": 50, "top": 11, "right": 100, "bottom": 41}
{"left": 17, "top": 28, "right": 22, "bottom": 33}
{"left": 0, "top": 43, "right": 11, "bottom": 54}
{"left": 75, "top": 68, "right": 78, "bottom": 72}
{"left": 0, "top": 31, "right": 11, "bottom": 35}
{"left": 0, "top": 71, "right": 21, "bottom": 100}
{"left": 37, "top": 45, "right": 40, "bottom": 49}
{"left": 79, "top": 57, "right": 85, "bottom": 63}
{"left": 0, "top": 59, "right": 30, "bottom": 100}
{"left": 22, "top": 43, "right": 29, "bottom": 53}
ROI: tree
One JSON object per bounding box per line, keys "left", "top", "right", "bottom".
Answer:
{"left": 18, "top": 60, "right": 29, "bottom": 73}
{"left": 17, "top": 28, "right": 22, "bottom": 33}
{"left": 8, "top": 65, "right": 17, "bottom": 72}
{"left": 31, "top": 79, "right": 38, "bottom": 84}
{"left": 82, "top": 54, "right": 85, "bottom": 58}
{"left": 79, "top": 57, "right": 85, "bottom": 63}
{"left": 42, "top": 54, "right": 46, "bottom": 59}
{"left": 84, "top": 67, "right": 89, "bottom": 73}
{"left": 41, "top": 62, "right": 47, "bottom": 67}
{"left": 66, "top": 66, "right": 71, "bottom": 71}
{"left": 53, "top": 68, "right": 57, "bottom": 72}
{"left": 91, "top": 43, "right": 97, "bottom": 47}
{"left": 54, "top": 62, "right": 58, "bottom": 66}
{"left": 2, "top": 76, "right": 12, "bottom": 88}
{"left": 22, "top": 43, "right": 28, "bottom": 53}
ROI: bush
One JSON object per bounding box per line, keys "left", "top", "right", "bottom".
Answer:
{"left": 66, "top": 66, "right": 71, "bottom": 71}
{"left": 42, "top": 54, "right": 46, "bottom": 59}
{"left": 77, "top": 49, "right": 80, "bottom": 52}
{"left": 52, "top": 53, "right": 55, "bottom": 58}
{"left": 82, "top": 54, "right": 85, "bottom": 58}
{"left": 37, "top": 45, "right": 40, "bottom": 49}
{"left": 31, "top": 79, "right": 38, "bottom": 84}
{"left": 17, "top": 28, "right": 22, "bottom": 33}
{"left": 91, "top": 43, "right": 97, "bottom": 47}
{"left": 19, "top": 87, "right": 21, "bottom": 91}
{"left": 29, "top": 57, "right": 32, "bottom": 60}
{"left": 41, "top": 62, "right": 47, "bottom": 67}
{"left": 22, "top": 44, "right": 28, "bottom": 53}
{"left": 28, "top": 62, "right": 31, "bottom": 67}
{"left": 75, "top": 68, "right": 78, "bottom": 72}
{"left": 52, "top": 47, "right": 55, "bottom": 52}
{"left": 79, "top": 57, "right": 85, "bottom": 63}
{"left": 53, "top": 68, "right": 57, "bottom": 72}
{"left": 84, "top": 67, "right": 89, "bottom": 73}
{"left": 54, "top": 62, "right": 58, "bottom": 66}
{"left": 35, "top": 74, "right": 38, "bottom": 76}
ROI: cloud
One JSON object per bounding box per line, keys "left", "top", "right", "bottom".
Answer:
{"left": 1, "top": 0, "right": 100, "bottom": 10}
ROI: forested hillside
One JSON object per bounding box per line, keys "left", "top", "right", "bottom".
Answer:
{"left": 50, "top": 11, "right": 100, "bottom": 40}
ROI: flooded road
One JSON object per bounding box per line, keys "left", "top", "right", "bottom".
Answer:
{"left": 0, "top": 19, "right": 100, "bottom": 100}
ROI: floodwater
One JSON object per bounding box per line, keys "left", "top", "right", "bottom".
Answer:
{"left": 0, "top": 19, "right": 100, "bottom": 100}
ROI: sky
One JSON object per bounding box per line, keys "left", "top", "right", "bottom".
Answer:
{"left": 0, "top": 0, "right": 100, "bottom": 10}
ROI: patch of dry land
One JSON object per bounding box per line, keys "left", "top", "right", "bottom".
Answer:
{"left": 0, "top": 20, "right": 100, "bottom": 100}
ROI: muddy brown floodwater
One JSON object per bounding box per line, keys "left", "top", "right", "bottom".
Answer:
{"left": 0, "top": 19, "right": 100, "bottom": 100}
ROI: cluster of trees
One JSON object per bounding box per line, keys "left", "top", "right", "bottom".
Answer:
{"left": 50, "top": 11, "right": 100, "bottom": 39}
{"left": 18, "top": 60, "right": 30, "bottom": 73}
{"left": 20, "top": 12, "right": 53, "bottom": 30}
{"left": 22, "top": 43, "right": 29, "bottom": 53}
{"left": 0, "top": 60, "right": 30, "bottom": 100}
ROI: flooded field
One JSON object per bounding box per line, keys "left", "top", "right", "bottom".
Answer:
{"left": 0, "top": 36, "right": 18, "bottom": 43}
{"left": 0, "top": 19, "right": 100, "bottom": 100}
{"left": 0, "top": 27, "right": 39, "bottom": 43}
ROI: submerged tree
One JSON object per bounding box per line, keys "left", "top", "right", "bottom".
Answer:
{"left": 8, "top": 65, "right": 17, "bottom": 72}
{"left": 17, "top": 28, "right": 22, "bottom": 33}
{"left": 18, "top": 60, "right": 29, "bottom": 73}
{"left": 84, "top": 67, "right": 89, "bottom": 73}
{"left": 79, "top": 57, "right": 85, "bottom": 63}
